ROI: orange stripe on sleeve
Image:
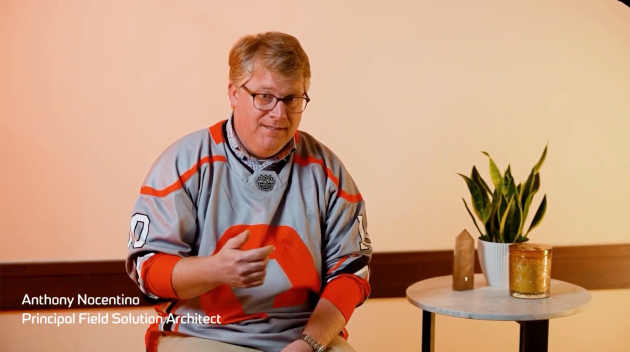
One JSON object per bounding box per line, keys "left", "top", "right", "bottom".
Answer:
{"left": 292, "top": 155, "right": 362, "bottom": 203}
{"left": 140, "top": 155, "right": 227, "bottom": 197}
{"left": 327, "top": 257, "right": 349, "bottom": 275}
{"left": 141, "top": 253, "right": 181, "bottom": 299}
{"left": 321, "top": 274, "right": 369, "bottom": 323}
{"left": 339, "top": 190, "right": 363, "bottom": 202}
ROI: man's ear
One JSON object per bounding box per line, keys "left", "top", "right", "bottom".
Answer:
{"left": 228, "top": 83, "right": 238, "bottom": 109}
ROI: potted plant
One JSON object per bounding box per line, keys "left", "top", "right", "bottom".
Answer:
{"left": 458, "top": 145, "right": 548, "bottom": 287}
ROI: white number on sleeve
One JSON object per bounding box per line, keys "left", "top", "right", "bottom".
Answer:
{"left": 128, "top": 213, "right": 150, "bottom": 248}
{"left": 357, "top": 215, "right": 371, "bottom": 251}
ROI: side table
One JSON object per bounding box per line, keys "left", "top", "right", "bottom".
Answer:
{"left": 406, "top": 274, "right": 591, "bottom": 352}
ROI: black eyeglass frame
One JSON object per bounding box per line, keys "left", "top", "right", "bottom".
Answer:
{"left": 239, "top": 85, "right": 311, "bottom": 113}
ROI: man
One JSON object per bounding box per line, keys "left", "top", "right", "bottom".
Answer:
{"left": 126, "top": 32, "right": 372, "bottom": 352}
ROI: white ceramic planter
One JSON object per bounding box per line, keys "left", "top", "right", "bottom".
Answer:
{"left": 477, "top": 239, "right": 511, "bottom": 288}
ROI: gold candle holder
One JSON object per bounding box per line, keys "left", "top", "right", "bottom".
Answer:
{"left": 508, "top": 243, "right": 552, "bottom": 299}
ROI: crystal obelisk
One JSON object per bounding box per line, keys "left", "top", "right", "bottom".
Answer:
{"left": 453, "top": 229, "right": 475, "bottom": 291}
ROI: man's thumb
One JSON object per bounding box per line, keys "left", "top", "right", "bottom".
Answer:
{"left": 225, "top": 230, "right": 249, "bottom": 249}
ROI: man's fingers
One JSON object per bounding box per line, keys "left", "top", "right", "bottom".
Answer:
{"left": 225, "top": 230, "right": 250, "bottom": 249}
{"left": 247, "top": 271, "right": 266, "bottom": 282}
{"left": 243, "top": 245, "right": 275, "bottom": 262}
{"left": 247, "top": 280, "right": 265, "bottom": 288}
{"left": 237, "top": 261, "right": 267, "bottom": 276}
{"left": 234, "top": 272, "right": 266, "bottom": 288}
{"left": 246, "top": 262, "right": 267, "bottom": 274}
{"left": 243, "top": 273, "right": 266, "bottom": 287}
{"left": 259, "top": 245, "right": 274, "bottom": 257}
{"left": 234, "top": 280, "right": 265, "bottom": 289}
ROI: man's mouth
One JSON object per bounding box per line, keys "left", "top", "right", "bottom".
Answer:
{"left": 262, "top": 125, "right": 286, "bottom": 131}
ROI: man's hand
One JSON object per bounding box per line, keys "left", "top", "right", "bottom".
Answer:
{"left": 171, "top": 230, "right": 274, "bottom": 299}
{"left": 280, "top": 340, "right": 313, "bottom": 352}
{"left": 209, "top": 230, "right": 274, "bottom": 288}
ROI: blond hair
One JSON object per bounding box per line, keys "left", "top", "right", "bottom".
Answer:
{"left": 229, "top": 32, "right": 311, "bottom": 91}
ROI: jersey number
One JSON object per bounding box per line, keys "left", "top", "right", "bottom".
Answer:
{"left": 128, "top": 213, "right": 150, "bottom": 248}
{"left": 357, "top": 215, "right": 371, "bottom": 251}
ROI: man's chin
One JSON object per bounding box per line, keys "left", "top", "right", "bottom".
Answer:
{"left": 252, "top": 142, "right": 287, "bottom": 159}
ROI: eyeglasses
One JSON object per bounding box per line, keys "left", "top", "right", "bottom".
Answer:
{"left": 240, "top": 85, "right": 310, "bottom": 113}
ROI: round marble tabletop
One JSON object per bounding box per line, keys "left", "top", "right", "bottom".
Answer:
{"left": 406, "top": 274, "right": 592, "bottom": 321}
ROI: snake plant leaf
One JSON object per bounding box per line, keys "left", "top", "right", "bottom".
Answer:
{"left": 525, "top": 194, "right": 547, "bottom": 236}
{"left": 517, "top": 183, "right": 522, "bottom": 197}
{"left": 521, "top": 173, "right": 540, "bottom": 220}
{"left": 532, "top": 144, "right": 548, "bottom": 174}
{"left": 522, "top": 192, "right": 535, "bottom": 224}
{"left": 462, "top": 198, "right": 484, "bottom": 236}
{"left": 506, "top": 175, "right": 517, "bottom": 200}
{"left": 484, "top": 193, "right": 497, "bottom": 240}
{"left": 514, "top": 231, "right": 528, "bottom": 243}
{"left": 520, "top": 170, "right": 536, "bottom": 208}
{"left": 493, "top": 203, "right": 502, "bottom": 242}
{"left": 532, "top": 173, "right": 541, "bottom": 195}
{"left": 520, "top": 171, "right": 540, "bottom": 220}
{"left": 504, "top": 165, "right": 513, "bottom": 192}
{"left": 495, "top": 196, "right": 504, "bottom": 241}
{"left": 515, "top": 196, "right": 524, "bottom": 239}
{"left": 482, "top": 152, "right": 504, "bottom": 195}
{"left": 499, "top": 196, "right": 516, "bottom": 243}
{"left": 498, "top": 190, "right": 508, "bottom": 218}
{"left": 458, "top": 174, "right": 488, "bottom": 221}
{"left": 488, "top": 196, "right": 501, "bottom": 242}
{"left": 471, "top": 166, "right": 492, "bottom": 197}
{"left": 506, "top": 195, "right": 522, "bottom": 243}
{"left": 484, "top": 193, "right": 500, "bottom": 234}
{"left": 482, "top": 202, "right": 493, "bottom": 223}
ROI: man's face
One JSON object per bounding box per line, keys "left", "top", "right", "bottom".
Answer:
{"left": 228, "top": 68, "right": 305, "bottom": 159}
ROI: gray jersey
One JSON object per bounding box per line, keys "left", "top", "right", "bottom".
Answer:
{"left": 126, "top": 120, "right": 372, "bottom": 352}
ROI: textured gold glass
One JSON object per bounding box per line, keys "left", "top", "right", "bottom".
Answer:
{"left": 509, "top": 243, "right": 552, "bottom": 299}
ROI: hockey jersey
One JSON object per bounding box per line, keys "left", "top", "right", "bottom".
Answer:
{"left": 126, "top": 119, "right": 372, "bottom": 352}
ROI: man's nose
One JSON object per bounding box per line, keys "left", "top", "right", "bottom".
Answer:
{"left": 268, "top": 100, "right": 287, "bottom": 118}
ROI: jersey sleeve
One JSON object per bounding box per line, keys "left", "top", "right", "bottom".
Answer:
{"left": 125, "top": 135, "right": 206, "bottom": 303}
{"left": 320, "top": 162, "right": 372, "bottom": 323}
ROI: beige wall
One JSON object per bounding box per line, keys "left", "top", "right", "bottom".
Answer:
{"left": 1, "top": 0, "right": 629, "bottom": 351}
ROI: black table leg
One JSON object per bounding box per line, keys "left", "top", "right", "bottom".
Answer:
{"left": 518, "top": 320, "right": 549, "bottom": 352}
{"left": 422, "top": 310, "right": 435, "bottom": 352}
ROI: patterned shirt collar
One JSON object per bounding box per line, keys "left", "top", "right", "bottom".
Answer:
{"left": 225, "top": 113, "right": 297, "bottom": 172}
